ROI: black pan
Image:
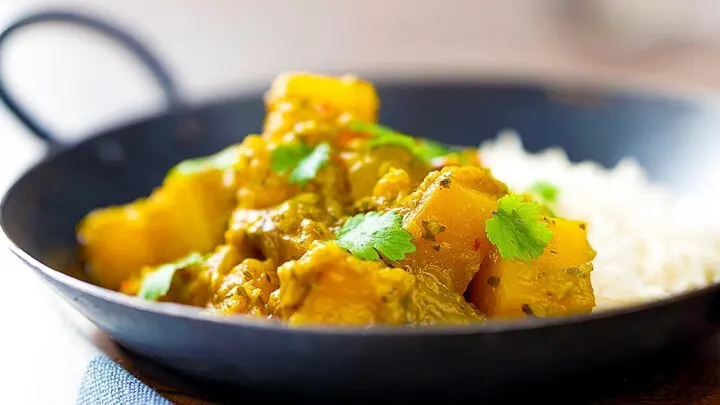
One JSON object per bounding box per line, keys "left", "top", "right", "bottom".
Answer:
{"left": 3, "top": 9, "right": 720, "bottom": 403}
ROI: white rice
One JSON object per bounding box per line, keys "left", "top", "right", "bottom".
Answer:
{"left": 478, "top": 130, "right": 720, "bottom": 310}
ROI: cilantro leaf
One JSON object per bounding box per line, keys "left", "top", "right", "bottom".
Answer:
{"left": 137, "top": 252, "right": 204, "bottom": 301}
{"left": 416, "top": 138, "right": 451, "bottom": 162}
{"left": 271, "top": 142, "right": 313, "bottom": 173}
{"left": 349, "top": 120, "right": 398, "bottom": 138}
{"left": 485, "top": 194, "right": 553, "bottom": 262}
{"left": 270, "top": 141, "right": 331, "bottom": 186}
{"left": 528, "top": 180, "right": 560, "bottom": 217}
{"left": 170, "top": 145, "right": 239, "bottom": 176}
{"left": 336, "top": 210, "right": 416, "bottom": 261}
{"left": 529, "top": 180, "right": 558, "bottom": 203}
{"left": 349, "top": 120, "right": 453, "bottom": 163}
{"left": 290, "top": 142, "right": 331, "bottom": 186}
{"left": 367, "top": 131, "right": 417, "bottom": 151}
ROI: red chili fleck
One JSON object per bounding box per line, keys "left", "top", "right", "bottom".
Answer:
{"left": 330, "top": 153, "right": 345, "bottom": 166}
{"left": 473, "top": 238, "right": 481, "bottom": 251}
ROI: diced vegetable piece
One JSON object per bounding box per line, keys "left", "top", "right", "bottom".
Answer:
{"left": 342, "top": 145, "right": 430, "bottom": 202}
{"left": 81, "top": 202, "right": 153, "bottom": 291}
{"left": 468, "top": 218, "right": 596, "bottom": 319}
{"left": 273, "top": 242, "right": 415, "bottom": 326}
{"left": 369, "top": 168, "right": 414, "bottom": 211}
{"left": 77, "top": 149, "right": 238, "bottom": 290}
{"left": 304, "top": 155, "right": 353, "bottom": 219}
{"left": 264, "top": 72, "right": 379, "bottom": 123}
{"left": 225, "top": 193, "right": 335, "bottom": 264}
{"left": 405, "top": 272, "right": 485, "bottom": 325}
{"left": 351, "top": 168, "right": 415, "bottom": 213}
{"left": 398, "top": 166, "right": 508, "bottom": 293}
{"left": 210, "top": 257, "right": 279, "bottom": 317}
{"left": 144, "top": 169, "right": 235, "bottom": 264}
{"left": 202, "top": 244, "right": 245, "bottom": 297}
{"left": 234, "top": 135, "right": 300, "bottom": 209}
{"left": 273, "top": 242, "right": 483, "bottom": 326}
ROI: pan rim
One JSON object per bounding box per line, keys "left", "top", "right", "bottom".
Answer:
{"left": 2, "top": 77, "right": 720, "bottom": 338}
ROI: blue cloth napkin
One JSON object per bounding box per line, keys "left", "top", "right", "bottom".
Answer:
{"left": 77, "top": 355, "right": 173, "bottom": 405}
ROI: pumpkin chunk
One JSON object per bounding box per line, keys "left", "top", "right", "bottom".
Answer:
{"left": 398, "top": 166, "right": 508, "bottom": 293}
{"left": 77, "top": 157, "right": 237, "bottom": 290}
{"left": 468, "top": 218, "right": 596, "bottom": 319}
{"left": 273, "top": 242, "right": 483, "bottom": 326}
{"left": 264, "top": 72, "right": 379, "bottom": 125}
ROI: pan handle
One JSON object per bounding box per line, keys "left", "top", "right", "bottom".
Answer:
{"left": 0, "top": 10, "right": 184, "bottom": 149}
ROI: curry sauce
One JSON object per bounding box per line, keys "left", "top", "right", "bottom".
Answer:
{"left": 76, "top": 72, "right": 596, "bottom": 326}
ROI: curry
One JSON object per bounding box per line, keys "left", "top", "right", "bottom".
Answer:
{"left": 76, "top": 72, "right": 596, "bottom": 327}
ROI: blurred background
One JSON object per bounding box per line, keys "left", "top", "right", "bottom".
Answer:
{"left": 0, "top": 0, "right": 719, "bottom": 180}
{"left": 1, "top": 1, "right": 720, "bottom": 404}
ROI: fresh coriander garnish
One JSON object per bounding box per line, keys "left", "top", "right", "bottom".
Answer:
{"left": 349, "top": 120, "right": 453, "bottom": 163}
{"left": 484, "top": 194, "right": 553, "bottom": 262}
{"left": 289, "top": 143, "right": 331, "bottom": 185}
{"left": 270, "top": 141, "right": 331, "bottom": 186}
{"left": 528, "top": 180, "right": 559, "bottom": 216}
{"left": 170, "top": 145, "right": 239, "bottom": 176}
{"left": 137, "top": 252, "right": 204, "bottom": 301}
{"left": 349, "top": 120, "right": 399, "bottom": 140}
{"left": 368, "top": 130, "right": 417, "bottom": 151}
{"left": 415, "top": 138, "right": 451, "bottom": 162}
{"left": 529, "top": 180, "right": 558, "bottom": 203}
{"left": 336, "top": 210, "right": 416, "bottom": 261}
{"left": 271, "top": 142, "right": 312, "bottom": 173}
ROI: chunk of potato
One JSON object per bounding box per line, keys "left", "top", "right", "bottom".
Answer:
{"left": 144, "top": 169, "right": 235, "bottom": 263}
{"left": 77, "top": 151, "right": 238, "bottom": 290}
{"left": 209, "top": 256, "right": 279, "bottom": 317}
{"left": 79, "top": 202, "right": 153, "bottom": 291}
{"left": 366, "top": 167, "right": 415, "bottom": 212}
{"left": 204, "top": 244, "right": 245, "bottom": 298}
{"left": 264, "top": 72, "right": 379, "bottom": 124}
{"left": 398, "top": 166, "right": 508, "bottom": 294}
{"left": 468, "top": 218, "right": 596, "bottom": 319}
{"left": 342, "top": 145, "right": 430, "bottom": 203}
{"left": 273, "top": 241, "right": 483, "bottom": 326}
{"left": 273, "top": 242, "right": 415, "bottom": 325}
{"left": 225, "top": 193, "right": 335, "bottom": 265}
{"left": 233, "top": 135, "right": 300, "bottom": 209}
{"left": 405, "top": 272, "right": 485, "bottom": 325}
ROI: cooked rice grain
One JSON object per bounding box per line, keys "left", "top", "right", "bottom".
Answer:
{"left": 478, "top": 130, "right": 720, "bottom": 310}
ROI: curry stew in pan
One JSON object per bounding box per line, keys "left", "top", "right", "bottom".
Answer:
{"left": 76, "top": 72, "right": 596, "bottom": 327}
